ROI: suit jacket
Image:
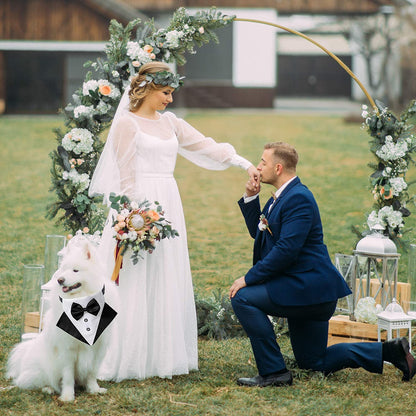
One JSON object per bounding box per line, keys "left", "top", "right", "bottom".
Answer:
{"left": 238, "top": 177, "right": 351, "bottom": 306}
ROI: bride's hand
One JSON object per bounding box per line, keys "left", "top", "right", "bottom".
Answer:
{"left": 247, "top": 165, "right": 260, "bottom": 191}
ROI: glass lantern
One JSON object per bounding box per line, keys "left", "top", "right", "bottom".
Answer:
{"left": 353, "top": 228, "right": 400, "bottom": 318}
{"left": 407, "top": 244, "right": 416, "bottom": 317}
{"left": 39, "top": 235, "right": 66, "bottom": 330}
{"left": 44, "top": 234, "right": 66, "bottom": 283}
{"left": 21, "top": 264, "right": 44, "bottom": 340}
{"left": 334, "top": 253, "right": 356, "bottom": 318}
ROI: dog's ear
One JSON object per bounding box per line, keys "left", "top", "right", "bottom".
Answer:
{"left": 81, "top": 241, "right": 93, "bottom": 261}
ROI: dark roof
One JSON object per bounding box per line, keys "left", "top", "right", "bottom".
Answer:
{"left": 121, "top": 0, "right": 396, "bottom": 15}
{"left": 86, "top": 0, "right": 149, "bottom": 22}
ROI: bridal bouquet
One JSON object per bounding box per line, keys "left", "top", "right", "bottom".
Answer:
{"left": 109, "top": 193, "right": 179, "bottom": 284}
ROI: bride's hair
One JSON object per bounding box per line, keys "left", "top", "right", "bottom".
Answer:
{"left": 129, "top": 62, "right": 173, "bottom": 111}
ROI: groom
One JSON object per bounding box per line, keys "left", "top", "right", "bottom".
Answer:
{"left": 230, "top": 142, "right": 416, "bottom": 387}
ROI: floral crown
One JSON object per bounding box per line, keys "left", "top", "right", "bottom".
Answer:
{"left": 138, "top": 71, "right": 185, "bottom": 89}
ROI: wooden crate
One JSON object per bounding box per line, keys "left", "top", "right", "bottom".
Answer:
{"left": 328, "top": 315, "right": 386, "bottom": 346}
{"left": 24, "top": 311, "right": 41, "bottom": 333}
{"left": 328, "top": 315, "right": 411, "bottom": 346}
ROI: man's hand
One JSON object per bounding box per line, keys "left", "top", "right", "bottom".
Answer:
{"left": 229, "top": 276, "right": 247, "bottom": 298}
{"left": 245, "top": 178, "right": 260, "bottom": 197}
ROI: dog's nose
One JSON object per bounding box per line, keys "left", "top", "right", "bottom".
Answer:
{"left": 57, "top": 278, "right": 65, "bottom": 285}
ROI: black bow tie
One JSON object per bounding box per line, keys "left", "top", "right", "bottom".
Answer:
{"left": 71, "top": 298, "right": 101, "bottom": 320}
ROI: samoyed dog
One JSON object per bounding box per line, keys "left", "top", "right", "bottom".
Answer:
{"left": 7, "top": 237, "right": 117, "bottom": 402}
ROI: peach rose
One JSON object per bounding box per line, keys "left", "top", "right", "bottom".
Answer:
{"left": 132, "top": 61, "right": 141, "bottom": 67}
{"left": 380, "top": 187, "right": 393, "bottom": 200}
{"left": 146, "top": 210, "right": 160, "bottom": 222}
{"left": 143, "top": 45, "right": 153, "bottom": 53}
{"left": 82, "top": 227, "right": 89, "bottom": 234}
{"left": 117, "top": 214, "right": 125, "bottom": 222}
{"left": 99, "top": 85, "right": 112, "bottom": 96}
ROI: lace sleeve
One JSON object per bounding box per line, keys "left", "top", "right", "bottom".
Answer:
{"left": 165, "top": 112, "right": 252, "bottom": 171}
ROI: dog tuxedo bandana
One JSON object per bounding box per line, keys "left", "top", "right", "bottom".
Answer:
{"left": 56, "top": 286, "right": 117, "bottom": 345}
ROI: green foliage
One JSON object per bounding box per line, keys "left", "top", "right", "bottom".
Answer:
{"left": 195, "top": 290, "right": 245, "bottom": 340}
{"left": 361, "top": 99, "right": 416, "bottom": 246}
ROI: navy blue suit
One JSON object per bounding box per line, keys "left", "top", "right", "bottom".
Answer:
{"left": 232, "top": 177, "right": 383, "bottom": 376}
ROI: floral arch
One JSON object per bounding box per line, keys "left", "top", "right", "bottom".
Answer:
{"left": 48, "top": 7, "right": 416, "bottom": 247}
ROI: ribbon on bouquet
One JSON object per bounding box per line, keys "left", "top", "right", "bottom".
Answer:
{"left": 111, "top": 243, "right": 123, "bottom": 286}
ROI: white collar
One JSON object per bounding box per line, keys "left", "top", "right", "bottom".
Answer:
{"left": 273, "top": 176, "right": 297, "bottom": 200}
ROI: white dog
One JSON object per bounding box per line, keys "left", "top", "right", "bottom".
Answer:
{"left": 7, "top": 237, "right": 117, "bottom": 402}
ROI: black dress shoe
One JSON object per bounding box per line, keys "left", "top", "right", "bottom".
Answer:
{"left": 237, "top": 371, "right": 293, "bottom": 387}
{"left": 383, "top": 337, "right": 416, "bottom": 381}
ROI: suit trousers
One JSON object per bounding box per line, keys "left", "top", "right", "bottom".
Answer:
{"left": 231, "top": 284, "right": 383, "bottom": 376}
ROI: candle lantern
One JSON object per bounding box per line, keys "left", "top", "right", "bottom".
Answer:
{"left": 39, "top": 235, "right": 66, "bottom": 331}
{"left": 377, "top": 299, "right": 413, "bottom": 351}
{"left": 352, "top": 228, "right": 400, "bottom": 319}
{"left": 406, "top": 244, "right": 416, "bottom": 317}
{"left": 44, "top": 234, "right": 66, "bottom": 283}
{"left": 334, "top": 253, "right": 356, "bottom": 318}
{"left": 21, "top": 264, "right": 44, "bottom": 340}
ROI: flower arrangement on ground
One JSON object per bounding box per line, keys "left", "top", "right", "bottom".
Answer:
{"left": 47, "top": 7, "right": 234, "bottom": 234}
{"left": 360, "top": 99, "right": 416, "bottom": 247}
{"left": 109, "top": 194, "right": 179, "bottom": 284}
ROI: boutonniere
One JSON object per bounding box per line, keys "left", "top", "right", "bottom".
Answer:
{"left": 258, "top": 214, "right": 273, "bottom": 235}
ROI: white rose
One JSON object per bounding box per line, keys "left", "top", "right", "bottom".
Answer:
{"left": 258, "top": 222, "right": 267, "bottom": 231}
{"left": 120, "top": 209, "right": 129, "bottom": 217}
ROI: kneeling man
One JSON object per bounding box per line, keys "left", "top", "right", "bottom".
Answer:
{"left": 230, "top": 142, "right": 416, "bottom": 387}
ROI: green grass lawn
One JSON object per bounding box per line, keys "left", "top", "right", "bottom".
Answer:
{"left": 1, "top": 112, "right": 416, "bottom": 415}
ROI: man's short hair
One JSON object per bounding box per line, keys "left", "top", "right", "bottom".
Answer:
{"left": 264, "top": 142, "right": 298, "bottom": 171}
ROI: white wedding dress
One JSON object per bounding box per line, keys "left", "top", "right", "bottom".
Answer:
{"left": 92, "top": 110, "right": 251, "bottom": 381}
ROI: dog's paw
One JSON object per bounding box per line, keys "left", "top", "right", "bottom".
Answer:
{"left": 95, "top": 387, "right": 107, "bottom": 395}
{"left": 87, "top": 383, "right": 107, "bottom": 395}
{"left": 42, "top": 386, "right": 55, "bottom": 395}
{"left": 59, "top": 392, "right": 75, "bottom": 402}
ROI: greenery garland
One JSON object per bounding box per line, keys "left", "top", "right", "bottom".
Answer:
{"left": 47, "top": 7, "right": 234, "bottom": 233}
{"left": 360, "top": 100, "right": 416, "bottom": 248}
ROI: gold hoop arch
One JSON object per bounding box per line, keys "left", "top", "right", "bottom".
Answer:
{"left": 234, "top": 17, "right": 377, "bottom": 111}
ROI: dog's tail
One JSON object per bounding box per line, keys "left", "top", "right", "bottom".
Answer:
{"left": 7, "top": 339, "right": 53, "bottom": 391}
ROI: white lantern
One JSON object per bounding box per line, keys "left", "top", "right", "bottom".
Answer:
{"left": 353, "top": 228, "right": 400, "bottom": 318}
{"left": 377, "top": 299, "right": 413, "bottom": 350}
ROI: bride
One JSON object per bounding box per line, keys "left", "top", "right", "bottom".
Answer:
{"left": 89, "top": 61, "right": 259, "bottom": 381}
